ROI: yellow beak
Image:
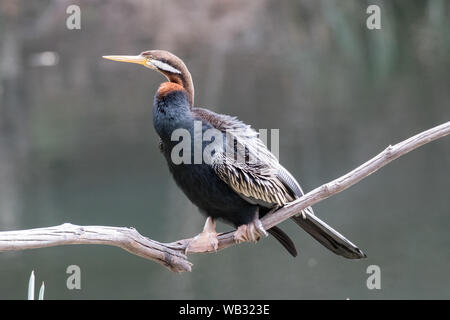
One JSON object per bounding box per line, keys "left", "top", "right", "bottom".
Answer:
{"left": 102, "top": 55, "right": 147, "bottom": 66}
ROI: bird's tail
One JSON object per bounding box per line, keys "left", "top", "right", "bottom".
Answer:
{"left": 291, "top": 209, "right": 366, "bottom": 259}
{"left": 267, "top": 226, "right": 298, "bottom": 257}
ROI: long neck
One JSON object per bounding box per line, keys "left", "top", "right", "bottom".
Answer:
{"left": 153, "top": 89, "right": 193, "bottom": 142}
{"left": 162, "top": 69, "right": 194, "bottom": 107}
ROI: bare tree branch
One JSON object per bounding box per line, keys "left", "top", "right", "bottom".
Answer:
{"left": 0, "top": 122, "right": 449, "bottom": 272}
{"left": 0, "top": 223, "right": 192, "bottom": 272}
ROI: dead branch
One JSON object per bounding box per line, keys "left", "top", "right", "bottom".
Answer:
{"left": 0, "top": 121, "right": 449, "bottom": 272}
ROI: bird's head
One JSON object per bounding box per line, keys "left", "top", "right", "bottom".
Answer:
{"left": 103, "top": 50, "right": 194, "bottom": 106}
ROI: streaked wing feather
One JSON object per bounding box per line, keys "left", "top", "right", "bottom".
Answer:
{"left": 276, "top": 164, "right": 315, "bottom": 216}
{"left": 213, "top": 154, "right": 291, "bottom": 206}
{"left": 193, "top": 107, "right": 293, "bottom": 207}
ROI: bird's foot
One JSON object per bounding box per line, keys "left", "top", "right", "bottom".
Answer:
{"left": 185, "top": 231, "right": 218, "bottom": 253}
{"left": 185, "top": 217, "right": 218, "bottom": 254}
{"left": 234, "top": 217, "right": 268, "bottom": 243}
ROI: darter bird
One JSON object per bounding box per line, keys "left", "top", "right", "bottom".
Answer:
{"left": 103, "top": 50, "right": 366, "bottom": 259}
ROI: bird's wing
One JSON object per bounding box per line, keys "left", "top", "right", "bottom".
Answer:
{"left": 276, "top": 163, "right": 315, "bottom": 215}
{"left": 192, "top": 107, "right": 294, "bottom": 207}
{"left": 193, "top": 107, "right": 366, "bottom": 259}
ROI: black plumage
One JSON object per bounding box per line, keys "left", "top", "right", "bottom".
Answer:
{"left": 104, "top": 50, "right": 366, "bottom": 259}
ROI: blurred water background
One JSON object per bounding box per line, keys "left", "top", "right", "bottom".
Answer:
{"left": 0, "top": 0, "right": 449, "bottom": 299}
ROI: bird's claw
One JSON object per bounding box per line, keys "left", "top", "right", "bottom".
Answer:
{"left": 234, "top": 218, "right": 268, "bottom": 243}
{"left": 185, "top": 231, "right": 219, "bottom": 254}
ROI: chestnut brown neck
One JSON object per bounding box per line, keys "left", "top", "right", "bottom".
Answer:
{"left": 157, "top": 82, "right": 186, "bottom": 101}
